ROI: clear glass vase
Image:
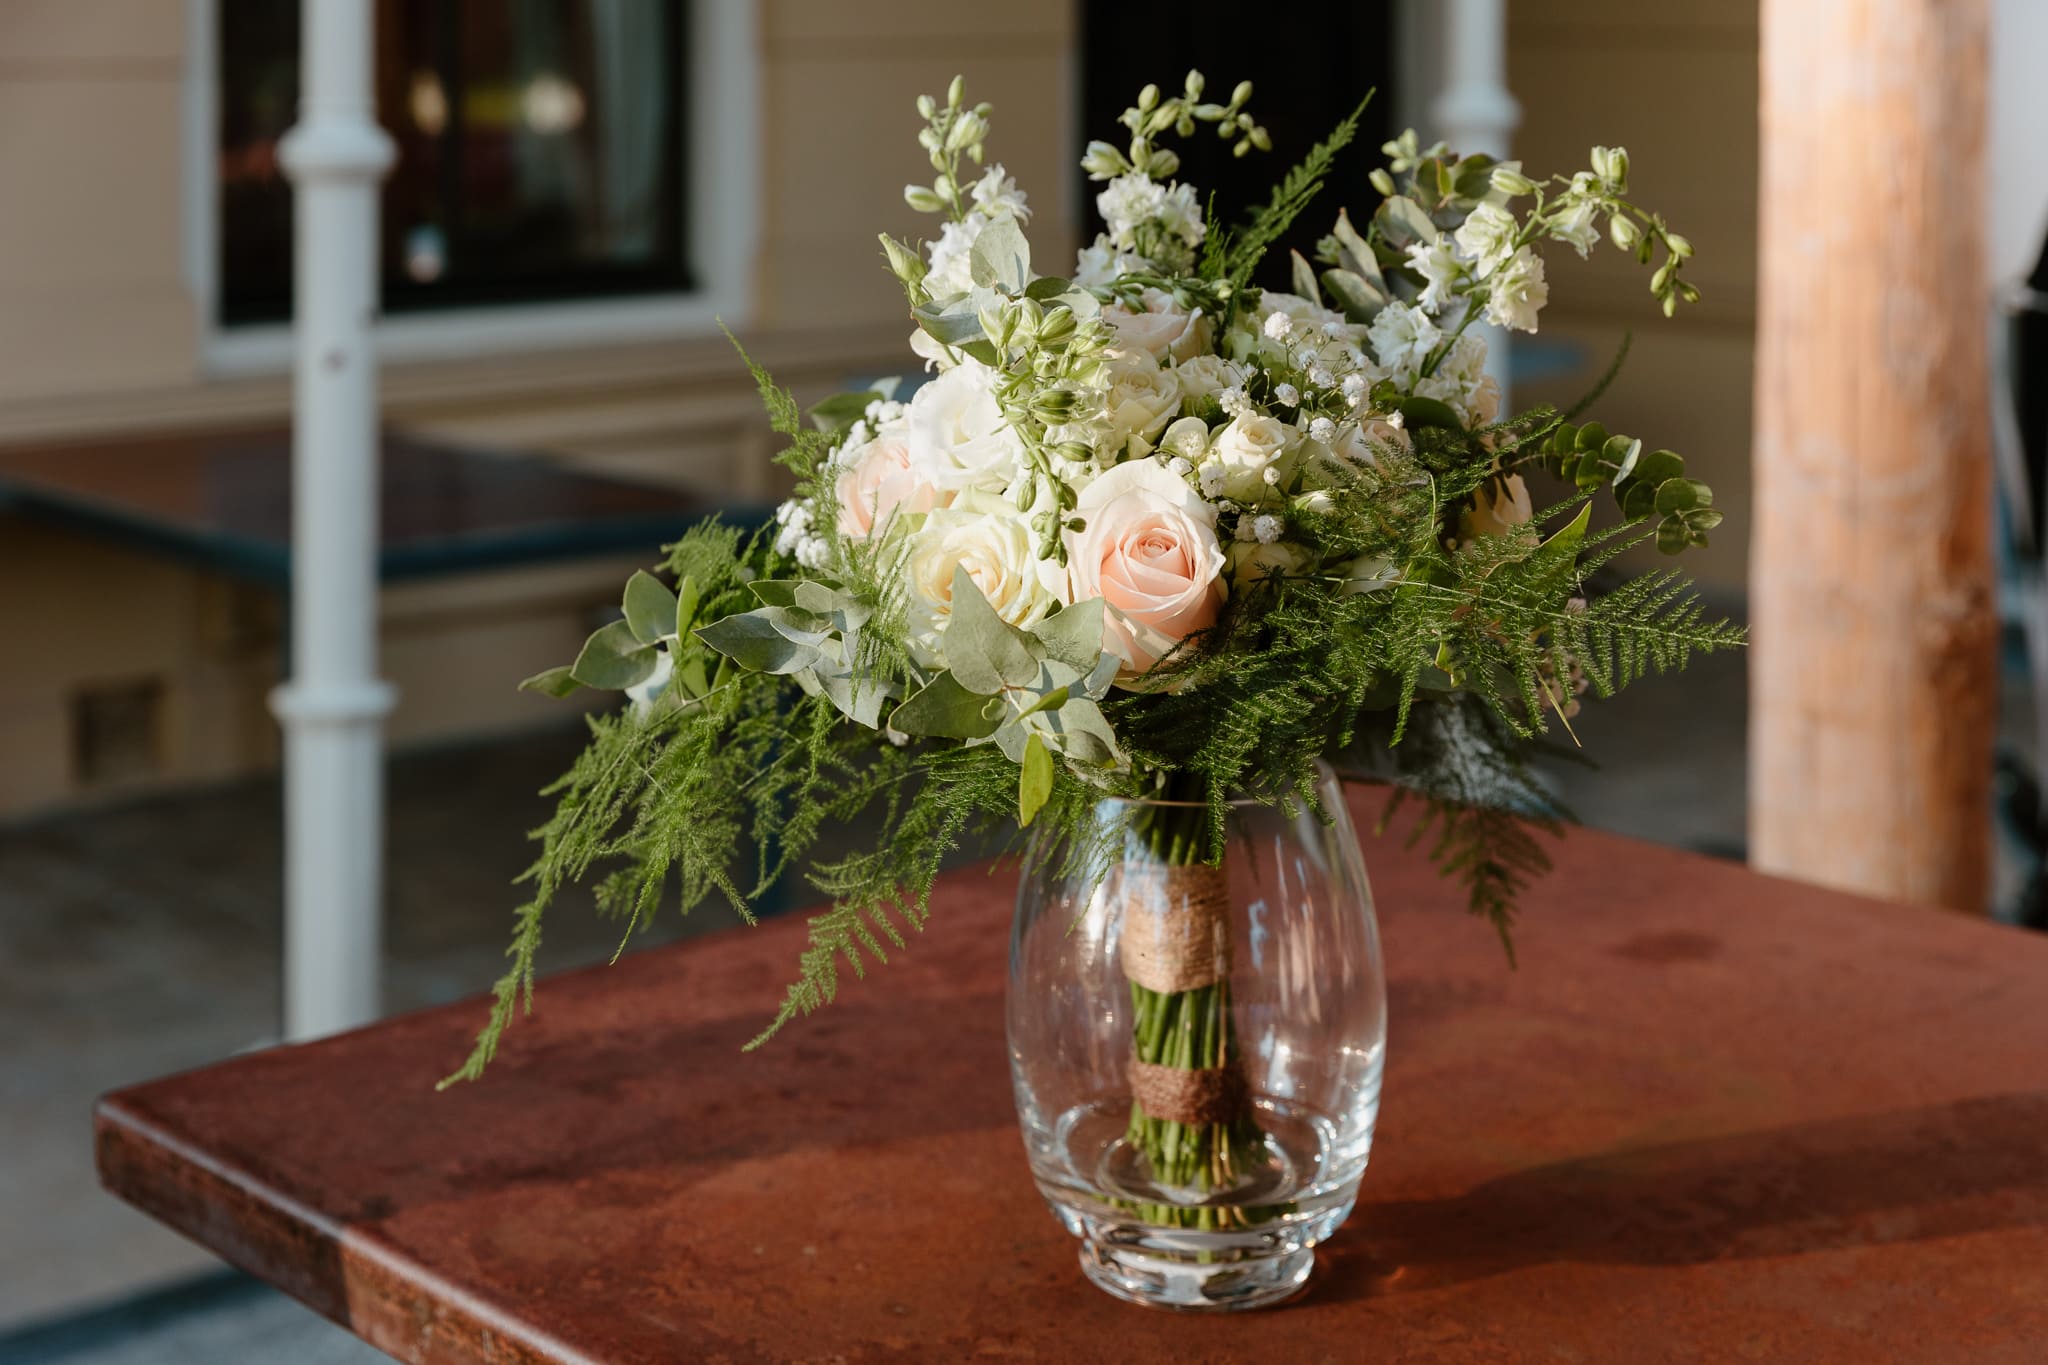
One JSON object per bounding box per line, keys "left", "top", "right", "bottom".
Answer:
{"left": 1007, "top": 763, "right": 1387, "bottom": 1311}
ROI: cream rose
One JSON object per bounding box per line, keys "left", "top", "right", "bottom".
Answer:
{"left": 835, "top": 429, "right": 940, "bottom": 539}
{"left": 1203, "top": 412, "right": 1296, "bottom": 501}
{"left": 906, "top": 359, "right": 1027, "bottom": 493}
{"left": 1065, "top": 459, "right": 1226, "bottom": 677}
{"left": 1227, "top": 539, "right": 1314, "bottom": 590}
{"left": 1172, "top": 354, "right": 1246, "bottom": 405}
{"left": 1102, "top": 356, "right": 1182, "bottom": 451}
{"left": 902, "top": 491, "right": 1059, "bottom": 665}
{"left": 1461, "top": 473, "right": 1536, "bottom": 543}
{"left": 1103, "top": 287, "right": 1212, "bottom": 364}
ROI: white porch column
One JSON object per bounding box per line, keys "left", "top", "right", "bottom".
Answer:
{"left": 271, "top": 0, "right": 397, "bottom": 1041}
{"left": 1432, "top": 0, "right": 1521, "bottom": 402}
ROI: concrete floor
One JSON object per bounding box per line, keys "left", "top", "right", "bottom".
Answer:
{"left": 3, "top": 641, "right": 2035, "bottom": 1361}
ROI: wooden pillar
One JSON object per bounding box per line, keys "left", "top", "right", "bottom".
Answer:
{"left": 1750, "top": 0, "right": 1998, "bottom": 912}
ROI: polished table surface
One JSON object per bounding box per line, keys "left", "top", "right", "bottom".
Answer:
{"left": 0, "top": 425, "right": 757, "bottom": 585}
{"left": 96, "top": 789, "right": 2048, "bottom": 1363}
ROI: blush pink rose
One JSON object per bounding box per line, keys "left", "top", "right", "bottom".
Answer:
{"left": 835, "top": 432, "right": 939, "bottom": 539}
{"left": 1065, "top": 458, "right": 1226, "bottom": 677}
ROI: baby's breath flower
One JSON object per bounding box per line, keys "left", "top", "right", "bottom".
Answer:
{"left": 1274, "top": 382, "right": 1300, "bottom": 407}
{"left": 1262, "top": 311, "right": 1292, "bottom": 341}
{"left": 1308, "top": 416, "right": 1336, "bottom": 443}
{"left": 1307, "top": 365, "right": 1334, "bottom": 389}
{"left": 1340, "top": 373, "right": 1369, "bottom": 405}
{"left": 1251, "top": 513, "right": 1282, "bottom": 544}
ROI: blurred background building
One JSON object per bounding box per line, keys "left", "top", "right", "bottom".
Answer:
{"left": 1, "top": 1, "right": 2044, "bottom": 1359}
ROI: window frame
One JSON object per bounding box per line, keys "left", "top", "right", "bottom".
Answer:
{"left": 184, "top": 0, "right": 759, "bottom": 376}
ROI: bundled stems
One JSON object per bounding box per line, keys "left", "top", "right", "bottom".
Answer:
{"left": 1122, "top": 788, "right": 1269, "bottom": 1229}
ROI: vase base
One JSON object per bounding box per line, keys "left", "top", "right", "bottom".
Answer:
{"left": 1078, "top": 1239, "right": 1315, "bottom": 1312}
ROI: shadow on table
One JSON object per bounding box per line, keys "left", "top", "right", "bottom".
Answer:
{"left": 1318, "top": 1091, "right": 2048, "bottom": 1299}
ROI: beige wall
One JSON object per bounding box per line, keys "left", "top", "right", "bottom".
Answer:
{"left": 0, "top": 0, "right": 1077, "bottom": 817}
{"left": 1507, "top": 0, "right": 1759, "bottom": 597}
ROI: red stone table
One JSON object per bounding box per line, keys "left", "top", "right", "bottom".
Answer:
{"left": 97, "top": 791, "right": 2048, "bottom": 1363}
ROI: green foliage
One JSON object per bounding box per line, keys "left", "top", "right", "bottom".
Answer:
{"left": 1208, "top": 96, "right": 1371, "bottom": 299}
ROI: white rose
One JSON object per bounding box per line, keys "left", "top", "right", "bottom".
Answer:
{"left": 903, "top": 490, "right": 1059, "bottom": 665}
{"left": 1102, "top": 356, "right": 1182, "bottom": 450}
{"left": 1369, "top": 302, "right": 1441, "bottom": 383}
{"left": 1172, "top": 354, "right": 1247, "bottom": 404}
{"left": 1454, "top": 202, "right": 1519, "bottom": 278}
{"left": 1103, "top": 287, "right": 1212, "bottom": 363}
{"left": 1227, "top": 539, "right": 1314, "bottom": 590}
{"left": 906, "top": 358, "right": 1027, "bottom": 493}
{"left": 1205, "top": 412, "right": 1296, "bottom": 501}
{"left": 1066, "top": 459, "right": 1227, "bottom": 677}
{"left": 1483, "top": 248, "right": 1548, "bottom": 333}
{"left": 835, "top": 427, "right": 941, "bottom": 539}
{"left": 1158, "top": 415, "right": 1212, "bottom": 462}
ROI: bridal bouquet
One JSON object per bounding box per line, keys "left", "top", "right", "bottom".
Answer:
{"left": 447, "top": 72, "right": 1738, "bottom": 1090}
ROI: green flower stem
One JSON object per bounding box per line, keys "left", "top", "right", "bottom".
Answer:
{"left": 1123, "top": 789, "right": 1268, "bottom": 1229}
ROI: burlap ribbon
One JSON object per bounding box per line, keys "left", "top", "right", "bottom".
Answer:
{"left": 1117, "top": 862, "right": 1232, "bottom": 994}
{"left": 1128, "top": 1058, "right": 1248, "bottom": 1125}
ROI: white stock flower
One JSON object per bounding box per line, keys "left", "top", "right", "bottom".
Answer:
{"left": 1483, "top": 248, "right": 1549, "bottom": 333}
{"left": 1102, "top": 356, "right": 1183, "bottom": 449}
{"left": 1155, "top": 181, "right": 1205, "bottom": 248}
{"left": 1454, "top": 202, "right": 1519, "bottom": 279}
{"left": 1172, "top": 354, "right": 1246, "bottom": 405}
{"left": 1103, "top": 287, "right": 1212, "bottom": 363}
{"left": 902, "top": 490, "right": 1059, "bottom": 664}
{"left": 1368, "top": 302, "right": 1441, "bottom": 382}
{"left": 1065, "top": 458, "right": 1227, "bottom": 676}
{"left": 1405, "top": 235, "right": 1466, "bottom": 313}
{"left": 1414, "top": 333, "right": 1502, "bottom": 427}
{"left": 1097, "top": 173, "right": 1167, "bottom": 250}
{"left": 969, "top": 164, "right": 1031, "bottom": 222}
{"left": 906, "top": 359, "right": 1027, "bottom": 493}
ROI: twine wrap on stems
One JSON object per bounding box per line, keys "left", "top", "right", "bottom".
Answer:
{"left": 1128, "top": 1058, "right": 1248, "bottom": 1125}
{"left": 1117, "top": 863, "right": 1233, "bottom": 994}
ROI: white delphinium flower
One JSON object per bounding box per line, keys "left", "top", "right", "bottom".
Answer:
{"left": 1548, "top": 199, "right": 1601, "bottom": 258}
{"left": 1483, "top": 248, "right": 1549, "bottom": 333}
{"left": 1274, "top": 382, "right": 1301, "bottom": 408}
{"left": 1405, "top": 235, "right": 1467, "bottom": 313}
{"left": 1154, "top": 181, "right": 1206, "bottom": 249}
{"left": 969, "top": 164, "right": 1031, "bottom": 222}
{"left": 1368, "top": 302, "right": 1441, "bottom": 383}
{"left": 906, "top": 357, "right": 1028, "bottom": 492}
{"left": 1074, "top": 235, "right": 1141, "bottom": 289}
{"left": 1454, "top": 202, "right": 1520, "bottom": 279}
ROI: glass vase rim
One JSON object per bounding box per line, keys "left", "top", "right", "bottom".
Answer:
{"left": 1091, "top": 761, "right": 1344, "bottom": 811}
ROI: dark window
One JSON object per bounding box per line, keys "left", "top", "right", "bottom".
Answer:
{"left": 218, "top": 0, "right": 692, "bottom": 326}
{"left": 1079, "top": 3, "right": 1395, "bottom": 293}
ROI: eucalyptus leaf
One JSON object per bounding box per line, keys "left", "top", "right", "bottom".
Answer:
{"left": 518, "top": 664, "right": 581, "bottom": 699}
{"left": 912, "top": 297, "right": 983, "bottom": 346}
{"left": 1029, "top": 598, "right": 1108, "bottom": 674}
{"left": 808, "top": 389, "right": 884, "bottom": 432}
{"left": 675, "top": 575, "right": 702, "bottom": 637}
{"left": 622, "top": 571, "right": 680, "bottom": 645}
{"left": 694, "top": 611, "right": 821, "bottom": 676}
{"left": 748, "top": 579, "right": 801, "bottom": 608}
{"left": 1398, "top": 395, "right": 1464, "bottom": 431}
{"left": 1290, "top": 250, "right": 1323, "bottom": 305}
{"left": 969, "top": 212, "right": 1031, "bottom": 292}
{"left": 944, "top": 566, "right": 1040, "bottom": 694}
{"left": 889, "top": 670, "right": 1004, "bottom": 739}
{"left": 1320, "top": 268, "right": 1386, "bottom": 324}
{"left": 570, "top": 620, "right": 660, "bottom": 690}
{"left": 1023, "top": 275, "right": 1071, "bottom": 302}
